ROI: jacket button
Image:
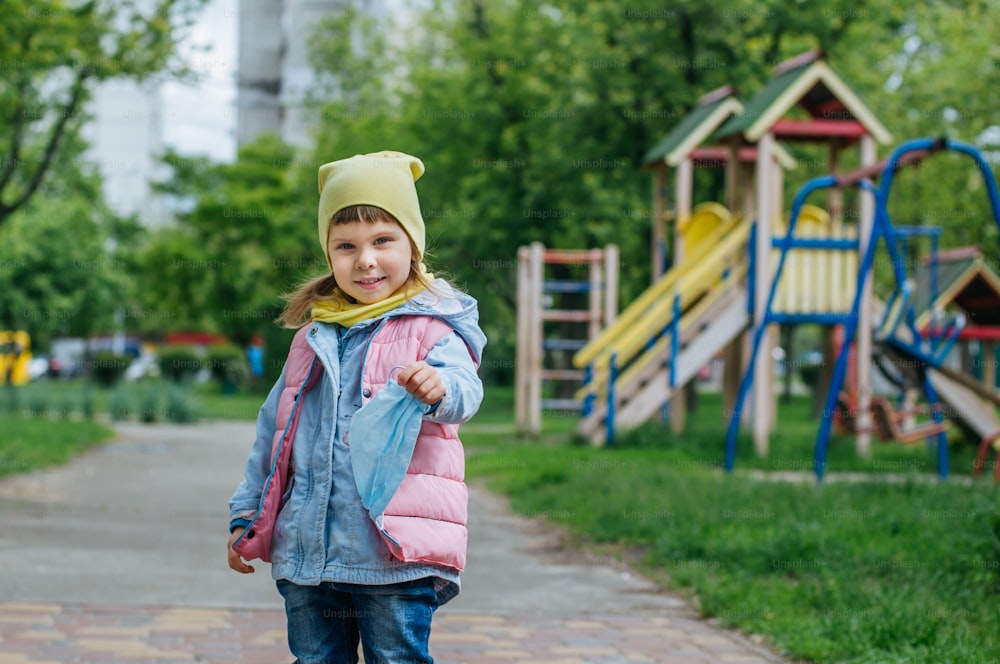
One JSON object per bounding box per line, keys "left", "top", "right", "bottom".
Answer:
{"left": 309, "top": 327, "right": 318, "bottom": 335}
{"left": 362, "top": 388, "right": 372, "bottom": 398}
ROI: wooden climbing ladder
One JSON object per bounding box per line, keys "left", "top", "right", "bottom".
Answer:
{"left": 515, "top": 242, "right": 618, "bottom": 436}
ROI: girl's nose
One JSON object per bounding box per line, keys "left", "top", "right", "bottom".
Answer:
{"left": 356, "top": 250, "right": 376, "bottom": 270}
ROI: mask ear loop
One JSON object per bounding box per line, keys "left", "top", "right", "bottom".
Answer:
{"left": 388, "top": 365, "right": 407, "bottom": 384}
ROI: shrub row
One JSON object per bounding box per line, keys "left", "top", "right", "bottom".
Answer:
{"left": 108, "top": 383, "right": 198, "bottom": 423}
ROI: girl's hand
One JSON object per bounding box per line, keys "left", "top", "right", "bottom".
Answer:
{"left": 396, "top": 361, "right": 446, "bottom": 406}
{"left": 227, "top": 528, "right": 255, "bottom": 574}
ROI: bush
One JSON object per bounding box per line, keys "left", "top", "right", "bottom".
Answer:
{"left": 1, "top": 385, "right": 22, "bottom": 414}
{"left": 88, "top": 351, "right": 131, "bottom": 386}
{"left": 108, "top": 384, "right": 133, "bottom": 421}
{"left": 166, "top": 384, "right": 198, "bottom": 423}
{"left": 26, "top": 385, "right": 48, "bottom": 417}
{"left": 54, "top": 394, "right": 75, "bottom": 420}
{"left": 205, "top": 343, "right": 250, "bottom": 389}
{"left": 158, "top": 346, "right": 203, "bottom": 383}
{"left": 137, "top": 384, "right": 162, "bottom": 423}
{"left": 81, "top": 388, "right": 95, "bottom": 420}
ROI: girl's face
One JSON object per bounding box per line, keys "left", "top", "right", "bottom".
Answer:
{"left": 326, "top": 219, "right": 414, "bottom": 304}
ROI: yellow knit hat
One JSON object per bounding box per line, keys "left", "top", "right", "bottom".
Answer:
{"left": 317, "top": 151, "right": 426, "bottom": 267}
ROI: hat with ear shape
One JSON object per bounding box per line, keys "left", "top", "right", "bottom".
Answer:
{"left": 317, "top": 151, "right": 426, "bottom": 268}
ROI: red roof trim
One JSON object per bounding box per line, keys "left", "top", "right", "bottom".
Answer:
{"left": 771, "top": 118, "right": 869, "bottom": 139}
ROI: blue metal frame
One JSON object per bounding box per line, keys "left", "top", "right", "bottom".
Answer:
{"left": 726, "top": 138, "right": 1000, "bottom": 480}
{"left": 724, "top": 174, "right": 872, "bottom": 472}
{"left": 581, "top": 363, "right": 594, "bottom": 418}
{"left": 543, "top": 279, "right": 594, "bottom": 294}
{"left": 605, "top": 353, "right": 618, "bottom": 446}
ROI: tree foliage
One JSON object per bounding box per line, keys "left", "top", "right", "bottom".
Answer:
{"left": 136, "top": 0, "right": 1000, "bottom": 383}
{"left": 0, "top": 0, "right": 206, "bottom": 228}
{"left": 0, "top": 191, "right": 127, "bottom": 349}
{"left": 140, "top": 136, "right": 319, "bottom": 344}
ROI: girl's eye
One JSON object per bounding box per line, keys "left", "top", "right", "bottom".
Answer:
{"left": 374, "top": 236, "right": 391, "bottom": 245}
{"left": 336, "top": 243, "right": 354, "bottom": 250}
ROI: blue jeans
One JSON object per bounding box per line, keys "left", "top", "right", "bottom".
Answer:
{"left": 276, "top": 578, "right": 437, "bottom": 664}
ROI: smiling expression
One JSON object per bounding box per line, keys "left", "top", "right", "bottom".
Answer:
{"left": 326, "top": 219, "right": 414, "bottom": 304}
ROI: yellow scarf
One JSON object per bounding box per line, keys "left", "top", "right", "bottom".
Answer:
{"left": 310, "top": 283, "right": 427, "bottom": 328}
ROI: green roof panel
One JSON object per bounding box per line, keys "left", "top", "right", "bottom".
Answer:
{"left": 643, "top": 92, "right": 739, "bottom": 165}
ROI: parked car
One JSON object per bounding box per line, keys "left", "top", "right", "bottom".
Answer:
{"left": 27, "top": 355, "right": 49, "bottom": 380}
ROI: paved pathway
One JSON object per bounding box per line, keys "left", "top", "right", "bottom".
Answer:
{"left": 0, "top": 421, "right": 789, "bottom": 663}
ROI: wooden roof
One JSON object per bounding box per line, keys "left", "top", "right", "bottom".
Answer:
{"left": 643, "top": 85, "right": 796, "bottom": 170}
{"left": 912, "top": 247, "right": 1000, "bottom": 328}
{"left": 714, "top": 50, "right": 892, "bottom": 145}
{"left": 643, "top": 86, "right": 744, "bottom": 167}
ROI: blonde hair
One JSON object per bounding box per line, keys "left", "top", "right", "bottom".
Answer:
{"left": 276, "top": 205, "right": 434, "bottom": 329}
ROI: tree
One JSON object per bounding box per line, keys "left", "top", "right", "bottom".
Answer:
{"left": 0, "top": 191, "right": 127, "bottom": 349}
{"left": 139, "top": 136, "right": 320, "bottom": 345}
{"left": 305, "top": 0, "right": 921, "bottom": 379}
{"left": 0, "top": 0, "right": 206, "bottom": 230}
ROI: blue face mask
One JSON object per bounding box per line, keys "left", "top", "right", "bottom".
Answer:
{"left": 349, "top": 377, "right": 432, "bottom": 526}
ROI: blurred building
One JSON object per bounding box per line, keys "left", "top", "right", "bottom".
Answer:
{"left": 81, "top": 0, "right": 171, "bottom": 227}
{"left": 236, "top": 0, "right": 388, "bottom": 147}
{"left": 82, "top": 78, "right": 169, "bottom": 226}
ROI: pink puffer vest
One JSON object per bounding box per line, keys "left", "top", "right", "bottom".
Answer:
{"left": 235, "top": 316, "right": 470, "bottom": 571}
{"left": 360, "top": 316, "right": 469, "bottom": 571}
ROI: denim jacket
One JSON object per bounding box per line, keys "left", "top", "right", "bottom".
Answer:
{"left": 229, "top": 281, "right": 486, "bottom": 604}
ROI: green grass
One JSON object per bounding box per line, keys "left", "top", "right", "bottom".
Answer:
{"left": 189, "top": 383, "right": 266, "bottom": 420}
{"left": 622, "top": 391, "right": 984, "bottom": 478}
{"left": 5, "top": 379, "right": 267, "bottom": 422}
{"left": 0, "top": 415, "right": 115, "bottom": 479}
{"left": 466, "top": 386, "right": 1000, "bottom": 663}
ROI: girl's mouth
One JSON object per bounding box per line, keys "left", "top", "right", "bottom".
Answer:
{"left": 356, "top": 277, "right": 385, "bottom": 290}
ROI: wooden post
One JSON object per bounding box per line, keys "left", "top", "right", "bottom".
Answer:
{"left": 603, "top": 244, "right": 619, "bottom": 328}
{"left": 726, "top": 142, "right": 740, "bottom": 214}
{"left": 527, "top": 243, "right": 545, "bottom": 437}
{"left": 515, "top": 245, "right": 530, "bottom": 434}
{"left": 770, "top": 153, "right": 785, "bottom": 427}
{"left": 828, "top": 140, "right": 842, "bottom": 223}
{"left": 752, "top": 132, "right": 776, "bottom": 455}
{"left": 855, "top": 134, "right": 876, "bottom": 457}
{"left": 669, "top": 158, "right": 695, "bottom": 434}
{"left": 652, "top": 165, "right": 667, "bottom": 279}
{"left": 675, "top": 158, "right": 693, "bottom": 266}
{"left": 983, "top": 340, "right": 997, "bottom": 392}
{"left": 588, "top": 252, "right": 601, "bottom": 341}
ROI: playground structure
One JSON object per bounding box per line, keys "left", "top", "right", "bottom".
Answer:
{"left": 726, "top": 137, "right": 1000, "bottom": 479}
{"left": 0, "top": 330, "right": 32, "bottom": 386}
{"left": 560, "top": 50, "right": 1000, "bottom": 477}
{"left": 515, "top": 243, "right": 618, "bottom": 436}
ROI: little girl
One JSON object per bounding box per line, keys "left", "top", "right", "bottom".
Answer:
{"left": 227, "top": 151, "right": 486, "bottom": 663}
